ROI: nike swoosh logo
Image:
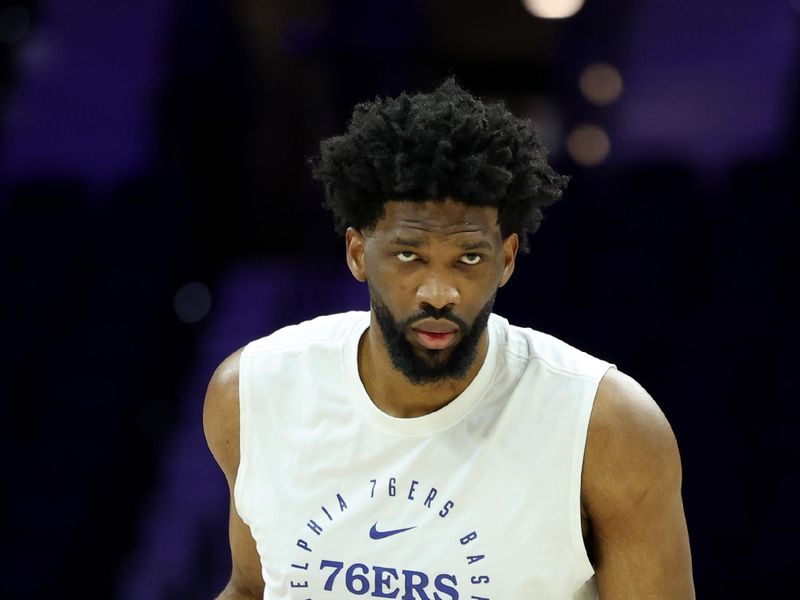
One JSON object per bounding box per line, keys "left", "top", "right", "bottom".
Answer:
{"left": 369, "top": 522, "right": 417, "bottom": 540}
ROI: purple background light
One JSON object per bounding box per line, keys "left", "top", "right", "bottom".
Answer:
{"left": 1, "top": 0, "right": 170, "bottom": 188}
{"left": 616, "top": 1, "right": 797, "bottom": 167}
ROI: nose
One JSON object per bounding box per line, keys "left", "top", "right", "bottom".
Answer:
{"left": 416, "top": 273, "right": 460, "bottom": 310}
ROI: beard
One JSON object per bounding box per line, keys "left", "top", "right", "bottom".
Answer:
{"left": 369, "top": 288, "right": 496, "bottom": 385}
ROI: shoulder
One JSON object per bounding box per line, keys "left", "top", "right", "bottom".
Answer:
{"left": 245, "top": 311, "right": 369, "bottom": 355}
{"left": 203, "top": 349, "right": 244, "bottom": 485}
{"left": 202, "top": 312, "right": 368, "bottom": 473}
{"left": 582, "top": 367, "right": 682, "bottom": 522}
{"left": 496, "top": 316, "right": 611, "bottom": 379}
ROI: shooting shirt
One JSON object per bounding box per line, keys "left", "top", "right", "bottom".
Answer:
{"left": 236, "top": 311, "right": 613, "bottom": 599}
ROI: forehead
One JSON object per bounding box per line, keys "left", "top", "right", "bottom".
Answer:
{"left": 372, "top": 198, "right": 500, "bottom": 239}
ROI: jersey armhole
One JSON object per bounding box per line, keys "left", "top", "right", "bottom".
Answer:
{"left": 233, "top": 347, "right": 253, "bottom": 527}
{"left": 568, "top": 362, "right": 615, "bottom": 573}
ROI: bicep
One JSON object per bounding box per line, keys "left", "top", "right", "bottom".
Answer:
{"left": 590, "top": 474, "right": 693, "bottom": 598}
{"left": 583, "top": 368, "right": 694, "bottom": 598}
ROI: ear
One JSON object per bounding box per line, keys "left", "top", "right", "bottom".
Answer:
{"left": 498, "top": 233, "right": 519, "bottom": 288}
{"left": 345, "top": 227, "right": 367, "bottom": 282}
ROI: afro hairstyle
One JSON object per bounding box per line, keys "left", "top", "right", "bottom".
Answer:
{"left": 309, "top": 77, "right": 568, "bottom": 253}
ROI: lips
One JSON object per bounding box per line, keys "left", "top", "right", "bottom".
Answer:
{"left": 412, "top": 328, "right": 458, "bottom": 350}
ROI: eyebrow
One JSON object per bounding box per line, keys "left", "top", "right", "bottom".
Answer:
{"left": 389, "top": 237, "right": 493, "bottom": 251}
{"left": 458, "top": 240, "right": 493, "bottom": 251}
{"left": 390, "top": 237, "right": 423, "bottom": 248}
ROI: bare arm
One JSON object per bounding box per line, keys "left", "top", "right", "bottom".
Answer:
{"left": 203, "top": 349, "right": 266, "bottom": 600}
{"left": 582, "top": 368, "right": 695, "bottom": 599}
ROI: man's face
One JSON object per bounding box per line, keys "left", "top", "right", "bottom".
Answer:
{"left": 346, "top": 198, "right": 518, "bottom": 384}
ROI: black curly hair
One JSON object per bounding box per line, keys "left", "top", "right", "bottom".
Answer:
{"left": 310, "top": 78, "right": 568, "bottom": 253}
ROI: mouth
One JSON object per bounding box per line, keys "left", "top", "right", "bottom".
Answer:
{"left": 412, "top": 328, "right": 459, "bottom": 350}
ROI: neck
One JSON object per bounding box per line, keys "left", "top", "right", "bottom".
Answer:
{"left": 357, "top": 319, "right": 489, "bottom": 418}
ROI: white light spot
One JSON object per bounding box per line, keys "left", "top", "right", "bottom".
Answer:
{"left": 566, "top": 124, "right": 611, "bottom": 167}
{"left": 579, "top": 63, "right": 624, "bottom": 106}
{"left": 522, "top": 0, "right": 585, "bottom": 19}
{"left": 0, "top": 6, "right": 30, "bottom": 44}
{"left": 173, "top": 282, "right": 212, "bottom": 324}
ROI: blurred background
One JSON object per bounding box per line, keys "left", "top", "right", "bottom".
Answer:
{"left": 1, "top": 0, "right": 797, "bottom": 597}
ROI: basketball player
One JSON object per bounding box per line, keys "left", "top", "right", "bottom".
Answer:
{"left": 204, "top": 79, "right": 695, "bottom": 599}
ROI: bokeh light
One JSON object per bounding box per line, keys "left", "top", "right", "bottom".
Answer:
{"left": 579, "top": 62, "right": 624, "bottom": 106}
{"left": 173, "top": 282, "right": 212, "bottom": 323}
{"left": 522, "top": 0, "right": 585, "bottom": 19}
{"left": 566, "top": 123, "right": 610, "bottom": 166}
{"left": 0, "top": 5, "right": 30, "bottom": 44}
{"left": 791, "top": 0, "right": 800, "bottom": 16}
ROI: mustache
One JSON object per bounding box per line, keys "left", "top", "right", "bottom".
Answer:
{"left": 398, "top": 305, "right": 470, "bottom": 332}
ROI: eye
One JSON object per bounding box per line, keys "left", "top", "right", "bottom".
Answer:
{"left": 396, "top": 251, "right": 419, "bottom": 263}
{"left": 459, "top": 253, "right": 482, "bottom": 265}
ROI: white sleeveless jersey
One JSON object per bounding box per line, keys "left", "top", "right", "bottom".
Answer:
{"left": 236, "top": 311, "right": 614, "bottom": 600}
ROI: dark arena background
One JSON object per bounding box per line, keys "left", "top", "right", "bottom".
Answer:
{"left": 1, "top": 0, "right": 797, "bottom": 597}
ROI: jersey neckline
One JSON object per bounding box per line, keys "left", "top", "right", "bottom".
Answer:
{"left": 343, "top": 312, "right": 501, "bottom": 436}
